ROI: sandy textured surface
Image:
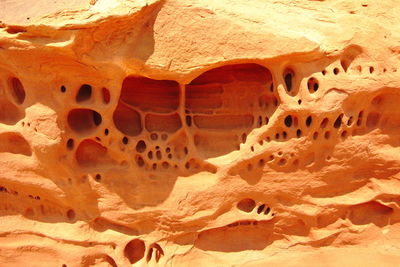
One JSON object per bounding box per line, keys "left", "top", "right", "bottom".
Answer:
{"left": 1, "top": 0, "right": 400, "bottom": 266}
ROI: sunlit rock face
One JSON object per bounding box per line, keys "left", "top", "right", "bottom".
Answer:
{"left": 1, "top": 0, "right": 400, "bottom": 266}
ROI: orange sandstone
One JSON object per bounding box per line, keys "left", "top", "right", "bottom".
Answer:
{"left": 1, "top": 0, "right": 400, "bottom": 266}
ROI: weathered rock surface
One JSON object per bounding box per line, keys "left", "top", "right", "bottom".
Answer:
{"left": 1, "top": 0, "right": 400, "bottom": 266}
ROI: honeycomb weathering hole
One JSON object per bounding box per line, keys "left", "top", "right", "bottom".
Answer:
{"left": 124, "top": 239, "right": 145, "bottom": 264}
{"left": 120, "top": 76, "right": 180, "bottom": 113}
{"left": 147, "top": 243, "right": 164, "bottom": 262}
{"left": 113, "top": 103, "right": 142, "bottom": 136}
{"left": 76, "top": 84, "right": 92, "bottom": 102}
{"left": 237, "top": 198, "right": 256, "bottom": 212}
{"left": 75, "top": 139, "right": 109, "bottom": 167}
{"left": 185, "top": 63, "right": 276, "bottom": 157}
{"left": 9, "top": 77, "right": 26, "bottom": 104}
{"left": 68, "top": 109, "right": 102, "bottom": 133}
{"left": 102, "top": 87, "right": 111, "bottom": 104}
{"left": 283, "top": 68, "right": 294, "bottom": 92}
{"left": 307, "top": 77, "right": 319, "bottom": 93}
{"left": 145, "top": 113, "right": 182, "bottom": 133}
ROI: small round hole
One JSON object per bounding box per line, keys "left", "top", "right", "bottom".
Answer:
{"left": 76, "top": 84, "right": 92, "bottom": 102}
{"left": 306, "top": 115, "right": 312, "bottom": 127}
{"left": 136, "top": 140, "right": 146, "bottom": 153}
{"left": 150, "top": 133, "right": 158, "bottom": 140}
{"left": 333, "top": 68, "right": 340, "bottom": 75}
{"left": 247, "top": 164, "right": 253, "bottom": 171}
{"left": 320, "top": 118, "right": 329, "bottom": 128}
{"left": 334, "top": 114, "right": 343, "bottom": 128}
{"left": 284, "top": 68, "right": 294, "bottom": 92}
{"left": 347, "top": 116, "right": 353, "bottom": 126}
{"left": 66, "top": 209, "right": 76, "bottom": 220}
{"left": 67, "top": 138, "right": 74, "bottom": 150}
{"left": 278, "top": 158, "right": 286, "bottom": 166}
{"left": 369, "top": 66, "right": 374, "bottom": 74}
{"left": 257, "top": 204, "right": 265, "bottom": 214}
{"left": 258, "top": 159, "right": 265, "bottom": 167}
{"left": 307, "top": 77, "right": 319, "bottom": 93}
{"left": 284, "top": 115, "right": 293, "bottom": 127}
{"left": 102, "top": 87, "right": 111, "bottom": 104}
{"left": 162, "top": 162, "right": 169, "bottom": 169}
{"left": 136, "top": 156, "right": 145, "bottom": 167}
{"left": 60, "top": 85, "right": 66, "bottom": 93}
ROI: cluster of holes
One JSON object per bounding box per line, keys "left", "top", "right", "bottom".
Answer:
{"left": 28, "top": 194, "right": 41, "bottom": 200}
{"left": 244, "top": 97, "right": 387, "bottom": 173}
{"left": 63, "top": 83, "right": 115, "bottom": 168}
{"left": 63, "top": 79, "right": 193, "bottom": 170}
{"left": 0, "top": 185, "right": 76, "bottom": 221}
{"left": 0, "top": 185, "right": 18, "bottom": 195}
{"left": 128, "top": 138, "right": 188, "bottom": 170}
{"left": 185, "top": 63, "right": 278, "bottom": 158}
{"left": 242, "top": 107, "right": 376, "bottom": 171}
{"left": 60, "top": 59, "right": 393, "bottom": 178}
{"left": 236, "top": 198, "right": 273, "bottom": 216}
{"left": 64, "top": 83, "right": 111, "bottom": 136}
{"left": 307, "top": 77, "right": 319, "bottom": 93}
{"left": 284, "top": 68, "right": 294, "bottom": 92}
{"left": 324, "top": 60, "right": 380, "bottom": 76}
{"left": 258, "top": 112, "right": 347, "bottom": 145}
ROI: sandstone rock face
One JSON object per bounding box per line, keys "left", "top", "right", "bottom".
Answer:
{"left": 1, "top": 0, "right": 400, "bottom": 266}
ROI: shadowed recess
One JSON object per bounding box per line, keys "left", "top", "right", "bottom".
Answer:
{"left": 67, "top": 109, "right": 102, "bottom": 133}
{"left": 75, "top": 139, "right": 111, "bottom": 167}
{"left": 124, "top": 239, "right": 145, "bottom": 264}
{"left": 195, "top": 221, "right": 274, "bottom": 252}
{"left": 76, "top": 84, "right": 92, "bottom": 102}
{"left": 113, "top": 103, "right": 142, "bottom": 136}
{"left": 0, "top": 132, "right": 31, "bottom": 156}
{"left": 9, "top": 77, "right": 26, "bottom": 104}
{"left": 120, "top": 76, "right": 180, "bottom": 113}
{"left": 185, "top": 63, "right": 276, "bottom": 158}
